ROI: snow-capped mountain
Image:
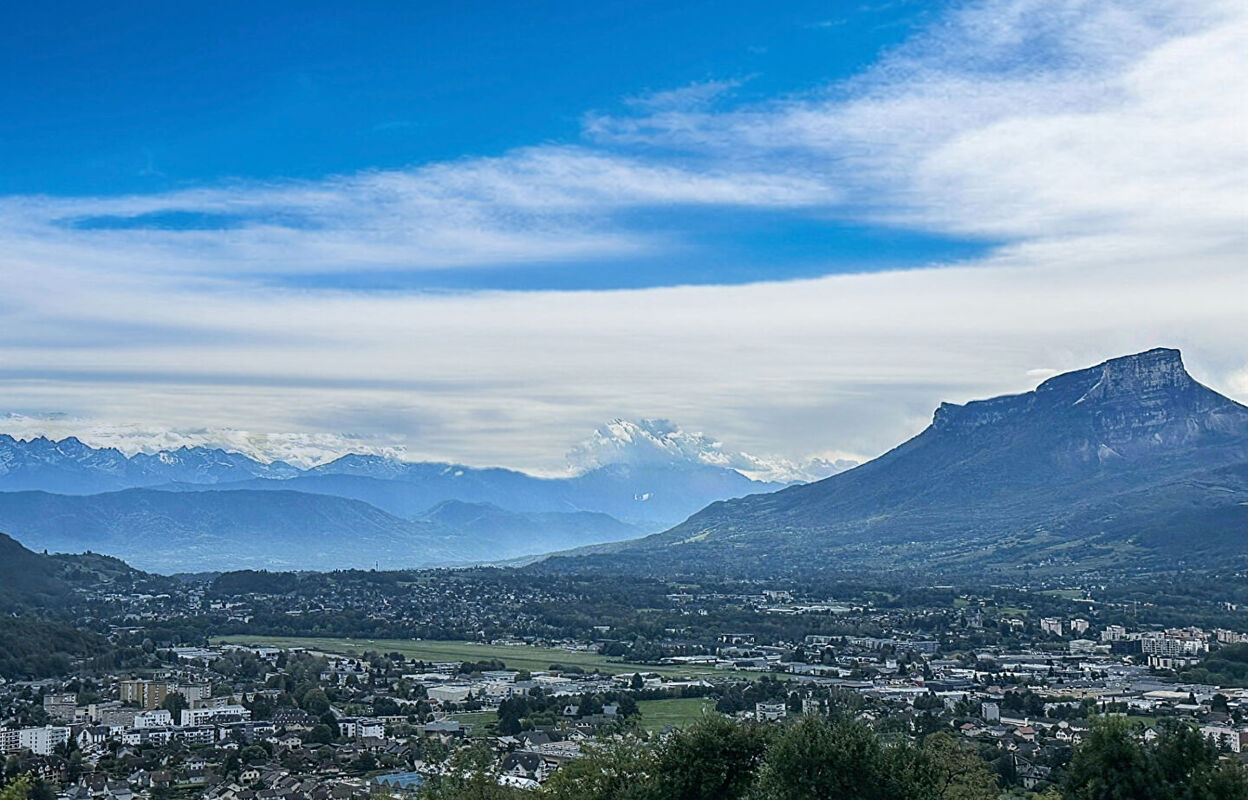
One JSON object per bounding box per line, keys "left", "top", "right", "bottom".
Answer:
{"left": 0, "top": 435, "right": 297, "bottom": 494}
{"left": 568, "top": 418, "right": 856, "bottom": 483}
{"left": 0, "top": 417, "right": 844, "bottom": 570}
{"left": 0, "top": 414, "right": 404, "bottom": 468}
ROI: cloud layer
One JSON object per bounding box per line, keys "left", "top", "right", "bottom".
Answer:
{"left": 0, "top": 0, "right": 1244, "bottom": 473}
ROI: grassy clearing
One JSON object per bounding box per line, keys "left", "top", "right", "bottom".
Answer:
{"left": 636, "top": 697, "right": 719, "bottom": 733}
{"left": 449, "top": 710, "right": 497, "bottom": 737}
{"left": 1038, "top": 589, "right": 1086, "bottom": 600}
{"left": 997, "top": 606, "right": 1030, "bottom": 617}
{"left": 211, "top": 634, "right": 744, "bottom": 678}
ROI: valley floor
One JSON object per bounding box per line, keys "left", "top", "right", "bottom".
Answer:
{"left": 211, "top": 634, "right": 759, "bottom": 679}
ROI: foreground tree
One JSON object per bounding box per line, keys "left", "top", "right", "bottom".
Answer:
{"left": 418, "top": 744, "right": 520, "bottom": 800}
{"left": 653, "top": 715, "right": 773, "bottom": 800}
{"left": 542, "top": 739, "right": 658, "bottom": 800}
{"left": 754, "top": 716, "right": 943, "bottom": 800}
{"left": 1063, "top": 717, "right": 1248, "bottom": 800}
{"left": 920, "top": 733, "right": 999, "bottom": 800}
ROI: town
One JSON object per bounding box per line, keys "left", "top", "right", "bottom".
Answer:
{"left": 3, "top": 566, "right": 1247, "bottom": 799}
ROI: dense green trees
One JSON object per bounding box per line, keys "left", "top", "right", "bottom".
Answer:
{"left": 418, "top": 714, "right": 1248, "bottom": 800}
{"left": 421, "top": 716, "right": 996, "bottom": 800}
{"left": 0, "top": 616, "right": 104, "bottom": 679}
{"left": 1180, "top": 644, "right": 1248, "bottom": 688}
{"left": 654, "top": 715, "right": 772, "bottom": 800}
{"left": 1063, "top": 717, "right": 1248, "bottom": 800}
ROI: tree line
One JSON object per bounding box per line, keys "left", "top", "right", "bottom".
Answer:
{"left": 416, "top": 714, "right": 1248, "bottom": 800}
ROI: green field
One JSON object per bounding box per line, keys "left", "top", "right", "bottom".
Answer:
{"left": 449, "top": 710, "right": 497, "bottom": 737}
{"left": 636, "top": 697, "right": 719, "bottom": 733}
{"left": 211, "top": 635, "right": 746, "bottom": 678}
{"left": 1038, "top": 589, "right": 1086, "bottom": 600}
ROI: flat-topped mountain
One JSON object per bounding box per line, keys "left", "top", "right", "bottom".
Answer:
{"left": 560, "top": 349, "right": 1248, "bottom": 577}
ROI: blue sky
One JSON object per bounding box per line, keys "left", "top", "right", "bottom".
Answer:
{"left": 2, "top": 0, "right": 989, "bottom": 291}
{"left": 5, "top": 1, "right": 931, "bottom": 193}
{"left": 0, "top": 0, "right": 1244, "bottom": 473}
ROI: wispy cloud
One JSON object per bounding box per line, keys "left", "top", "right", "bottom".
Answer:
{"left": 0, "top": 147, "right": 832, "bottom": 279}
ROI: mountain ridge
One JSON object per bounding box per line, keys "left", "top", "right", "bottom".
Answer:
{"left": 0, "top": 425, "right": 789, "bottom": 530}
{"left": 540, "top": 348, "right": 1248, "bottom": 577}
{"left": 0, "top": 488, "right": 648, "bottom": 573}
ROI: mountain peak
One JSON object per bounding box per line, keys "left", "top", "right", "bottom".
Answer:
{"left": 932, "top": 347, "right": 1220, "bottom": 433}
{"left": 1037, "top": 347, "right": 1191, "bottom": 400}
{"left": 568, "top": 418, "right": 854, "bottom": 483}
{"left": 618, "top": 348, "right": 1248, "bottom": 577}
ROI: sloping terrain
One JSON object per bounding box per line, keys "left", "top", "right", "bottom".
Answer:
{"left": 551, "top": 349, "right": 1248, "bottom": 577}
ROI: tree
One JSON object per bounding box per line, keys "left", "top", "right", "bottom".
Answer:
{"left": 753, "top": 716, "right": 942, "bottom": 800}
{"left": 1064, "top": 717, "right": 1161, "bottom": 800}
{"left": 920, "top": 734, "right": 998, "bottom": 800}
{"left": 0, "top": 777, "right": 29, "bottom": 800}
{"left": 160, "top": 692, "right": 188, "bottom": 721}
{"left": 373, "top": 697, "right": 402, "bottom": 717}
{"left": 542, "top": 739, "right": 659, "bottom": 800}
{"left": 416, "top": 743, "right": 519, "bottom": 800}
{"left": 302, "top": 724, "right": 334, "bottom": 745}
{"left": 1063, "top": 717, "right": 1248, "bottom": 800}
{"left": 578, "top": 695, "right": 603, "bottom": 717}
{"left": 300, "top": 687, "right": 331, "bottom": 716}
{"left": 652, "top": 715, "right": 772, "bottom": 800}
{"left": 616, "top": 695, "right": 639, "bottom": 718}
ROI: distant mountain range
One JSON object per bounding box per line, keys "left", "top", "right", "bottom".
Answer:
{"left": 0, "top": 490, "right": 646, "bottom": 572}
{"left": 0, "top": 421, "right": 793, "bottom": 571}
{"left": 546, "top": 349, "right": 1248, "bottom": 577}
{"left": 5, "top": 349, "right": 1241, "bottom": 577}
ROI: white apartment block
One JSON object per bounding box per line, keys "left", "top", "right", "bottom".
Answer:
{"left": 180, "top": 705, "right": 250, "bottom": 727}
{"left": 1202, "top": 724, "right": 1244, "bottom": 754}
{"left": 3, "top": 726, "right": 72, "bottom": 756}
{"left": 1140, "top": 634, "right": 1205, "bottom": 657}
{"left": 1040, "top": 618, "right": 1063, "bottom": 636}
{"left": 1101, "top": 625, "right": 1128, "bottom": 642}
{"left": 134, "top": 709, "right": 174, "bottom": 728}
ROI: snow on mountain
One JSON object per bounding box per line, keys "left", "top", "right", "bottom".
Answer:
{"left": 0, "top": 413, "right": 855, "bottom": 485}
{"left": 567, "top": 418, "right": 856, "bottom": 483}
{"left": 0, "top": 413, "right": 405, "bottom": 467}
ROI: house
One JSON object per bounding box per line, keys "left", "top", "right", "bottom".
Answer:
{"left": 1013, "top": 755, "right": 1052, "bottom": 790}
{"left": 420, "top": 720, "right": 464, "bottom": 743}
{"left": 61, "top": 778, "right": 134, "bottom": 800}
{"left": 501, "top": 751, "right": 547, "bottom": 782}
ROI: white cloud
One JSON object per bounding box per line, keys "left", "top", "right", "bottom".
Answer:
{"left": 0, "top": 0, "right": 1244, "bottom": 473}
{"left": 0, "top": 147, "right": 831, "bottom": 277}
{"left": 566, "top": 418, "right": 858, "bottom": 483}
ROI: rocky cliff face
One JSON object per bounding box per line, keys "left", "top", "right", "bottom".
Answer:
{"left": 931, "top": 348, "right": 1245, "bottom": 459}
